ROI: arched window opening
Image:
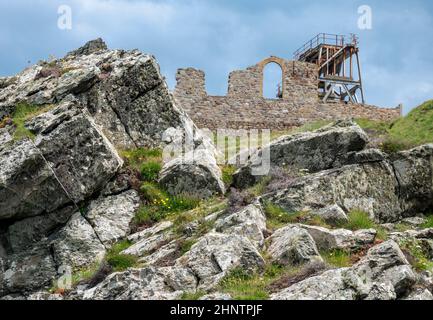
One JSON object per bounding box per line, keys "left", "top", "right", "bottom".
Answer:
{"left": 263, "top": 62, "right": 283, "bottom": 99}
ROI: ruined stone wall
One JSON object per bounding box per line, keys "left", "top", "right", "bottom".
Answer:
{"left": 173, "top": 57, "right": 401, "bottom": 130}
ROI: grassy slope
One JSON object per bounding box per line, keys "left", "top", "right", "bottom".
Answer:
{"left": 388, "top": 100, "right": 433, "bottom": 146}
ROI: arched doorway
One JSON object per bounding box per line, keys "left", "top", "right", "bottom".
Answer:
{"left": 260, "top": 57, "right": 285, "bottom": 99}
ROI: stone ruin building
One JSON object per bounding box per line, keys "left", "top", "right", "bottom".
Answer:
{"left": 173, "top": 33, "right": 401, "bottom": 131}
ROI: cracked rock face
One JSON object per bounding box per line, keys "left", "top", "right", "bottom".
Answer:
{"left": 270, "top": 241, "right": 415, "bottom": 300}
{"left": 267, "top": 226, "right": 322, "bottom": 266}
{"left": 85, "top": 190, "right": 140, "bottom": 247}
{"left": 0, "top": 100, "right": 123, "bottom": 221}
{"left": 51, "top": 213, "right": 106, "bottom": 270}
{"left": 79, "top": 266, "right": 197, "bottom": 300}
{"left": 233, "top": 120, "right": 369, "bottom": 188}
{"left": 176, "top": 232, "right": 265, "bottom": 290}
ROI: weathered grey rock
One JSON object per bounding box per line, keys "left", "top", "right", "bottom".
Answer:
{"left": 199, "top": 293, "right": 233, "bottom": 300}
{"left": 401, "top": 216, "right": 427, "bottom": 227}
{"left": 0, "top": 139, "right": 67, "bottom": 220}
{"left": 337, "top": 148, "right": 387, "bottom": 166}
{"left": 66, "top": 38, "right": 108, "bottom": 57}
{"left": 392, "top": 144, "right": 433, "bottom": 215}
{"left": 267, "top": 226, "right": 322, "bottom": 266}
{"left": 313, "top": 204, "right": 348, "bottom": 226}
{"left": 51, "top": 213, "right": 106, "bottom": 270}
{"left": 7, "top": 205, "right": 75, "bottom": 253}
{"left": 0, "top": 100, "right": 123, "bottom": 221}
{"left": 127, "top": 221, "right": 173, "bottom": 243}
{"left": 176, "top": 233, "right": 265, "bottom": 289}
{"left": 121, "top": 230, "right": 174, "bottom": 257}
{"left": 27, "top": 291, "right": 64, "bottom": 300}
{"left": 80, "top": 266, "right": 197, "bottom": 300}
{"left": 1, "top": 245, "right": 57, "bottom": 296}
{"left": 378, "top": 265, "right": 417, "bottom": 297}
{"left": 263, "top": 160, "right": 402, "bottom": 223}
{"left": 233, "top": 120, "right": 369, "bottom": 188}
{"left": 271, "top": 241, "right": 413, "bottom": 300}
{"left": 364, "top": 282, "right": 396, "bottom": 300}
{"left": 215, "top": 203, "right": 266, "bottom": 248}
{"left": 300, "top": 225, "right": 377, "bottom": 251}
{"left": 404, "top": 289, "right": 433, "bottom": 300}
{"left": 139, "top": 239, "right": 179, "bottom": 265}
{"left": 85, "top": 190, "right": 140, "bottom": 247}
{"left": 159, "top": 149, "right": 225, "bottom": 199}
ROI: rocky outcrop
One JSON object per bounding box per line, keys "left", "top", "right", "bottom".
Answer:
{"left": 262, "top": 161, "right": 401, "bottom": 223}
{"left": 80, "top": 266, "right": 197, "bottom": 300}
{"left": 0, "top": 100, "right": 123, "bottom": 221}
{"left": 214, "top": 203, "right": 266, "bottom": 248}
{"left": 85, "top": 190, "right": 140, "bottom": 247}
{"left": 176, "top": 232, "right": 265, "bottom": 290}
{"left": 233, "top": 120, "right": 368, "bottom": 188}
{"left": 51, "top": 213, "right": 106, "bottom": 270}
{"left": 299, "top": 225, "right": 377, "bottom": 251}
{"left": 270, "top": 241, "right": 416, "bottom": 300}
{"left": 159, "top": 149, "right": 225, "bottom": 199}
{"left": 267, "top": 226, "right": 322, "bottom": 266}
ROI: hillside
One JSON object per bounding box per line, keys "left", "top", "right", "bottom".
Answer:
{"left": 355, "top": 100, "right": 433, "bottom": 153}
{"left": 1, "top": 39, "right": 433, "bottom": 301}
{"left": 389, "top": 100, "right": 433, "bottom": 146}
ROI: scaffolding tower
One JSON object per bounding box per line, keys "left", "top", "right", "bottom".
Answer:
{"left": 294, "top": 33, "right": 365, "bottom": 104}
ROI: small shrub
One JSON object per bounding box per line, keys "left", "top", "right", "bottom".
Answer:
{"left": 140, "top": 161, "right": 162, "bottom": 182}
{"left": 133, "top": 205, "right": 166, "bottom": 226}
{"left": 140, "top": 182, "right": 167, "bottom": 204}
{"left": 380, "top": 137, "right": 415, "bottom": 154}
{"left": 219, "top": 268, "right": 269, "bottom": 300}
{"left": 120, "top": 148, "right": 162, "bottom": 171}
{"left": 248, "top": 176, "right": 273, "bottom": 197}
{"left": 221, "top": 165, "right": 236, "bottom": 187}
{"left": 179, "top": 239, "right": 197, "bottom": 255}
{"left": 106, "top": 240, "right": 138, "bottom": 272}
{"left": 422, "top": 214, "right": 433, "bottom": 229}
{"left": 321, "top": 249, "right": 352, "bottom": 268}
{"left": 400, "top": 239, "right": 433, "bottom": 272}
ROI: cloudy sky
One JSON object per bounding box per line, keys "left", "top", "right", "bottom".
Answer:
{"left": 1, "top": 0, "right": 432, "bottom": 113}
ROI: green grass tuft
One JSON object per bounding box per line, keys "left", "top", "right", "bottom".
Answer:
{"left": 321, "top": 249, "right": 352, "bottom": 268}
{"left": 180, "top": 291, "right": 206, "bottom": 300}
{"left": 221, "top": 165, "right": 237, "bottom": 188}
{"left": 140, "top": 161, "right": 162, "bottom": 182}
{"left": 422, "top": 214, "right": 433, "bottom": 229}
{"left": 400, "top": 239, "right": 433, "bottom": 272}
{"left": 341, "top": 210, "right": 375, "bottom": 230}
{"left": 105, "top": 240, "right": 138, "bottom": 272}
{"left": 11, "top": 102, "right": 53, "bottom": 141}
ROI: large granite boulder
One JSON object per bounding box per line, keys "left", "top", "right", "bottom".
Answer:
{"left": 0, "top": 244, "right": 57, "bottom": 297}
{"left": 271, "top": 241, "right": 415, "bottom": 300}
{"left": 51, "top": 213, "right": 106, "bottom": 270}
{"left": 85, "top": 190, "right": 140, "bottom": 247}
{"left": 300, "top": 225, "right": 377, "bottom": 251}
{"left": 266, "top": 226, "right": 322, "bottom": 266}
{"left": 159, "top": 149, "right": 225, "bottom": 199}
{"left": 214, "top": 202, "right": 267, "bottom": 248}
{"left": 391, "top": 144, "right": 433, "bottom": 215}
{"left": 233, "top": 120, "right": 369, "bottom": 188}
{"left": 79, "top": 266, "right": 197, "bottom": 300}
{"left": 0, "top": 100, "right": 123, "bottom": 221}
{"left": 176, "top": 232, "right": 265, "bottom": 290}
